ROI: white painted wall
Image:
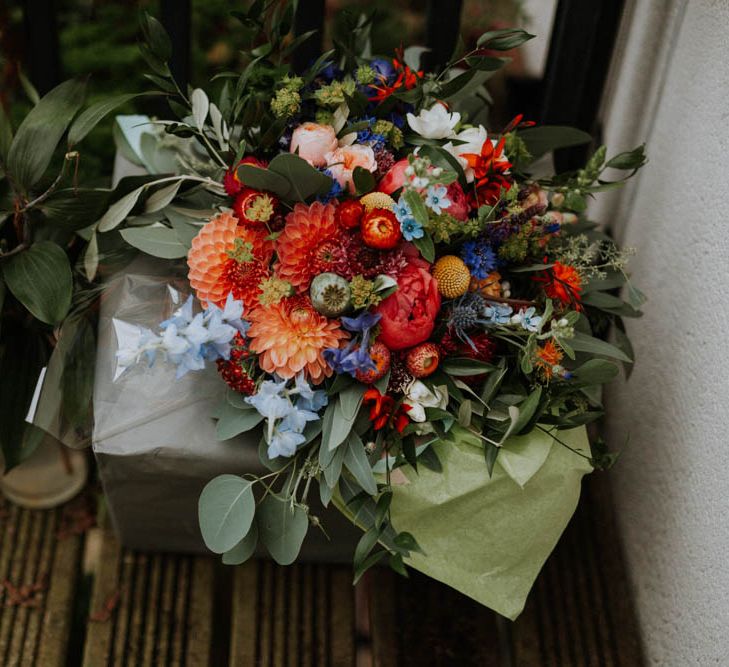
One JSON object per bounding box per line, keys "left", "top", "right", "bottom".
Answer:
{"left": 594, "top": 1, "right": 729, "bottom": 663}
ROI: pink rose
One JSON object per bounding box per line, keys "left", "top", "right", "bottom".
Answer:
{"left": 325, "top": 145, "right": 377, "bottom": 193}
{"left": 290, "top": 123, "right": 338, "bottom": 168}
{"left": 375, "top": 260, "right": 441, "bottom": 350}
{"left": 377, "top": 158, "right": 409, "bottom": 195}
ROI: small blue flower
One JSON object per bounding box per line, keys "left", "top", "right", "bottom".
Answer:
{"left": 370, "top": 58, "right": 395, "bottom": 84}
{"left": 461, "top": 240, "right": 497, "bottom": 280}
{"left": 400, "top": 217, "right": 424, "bottom": 241}
{"left": 511, "top": 306, "right": 543, "bottom": 333}
{"left": 297, "top": 391, "right": 328, "bottom": 413}
{"left": 425, "top": 185, "right": 451, "bottom": 215}
{"left": 393, "top": 196, "right": 412, "bottom": 223}
{"left": 484, "top": 302, "right": 513, "bottom": 325}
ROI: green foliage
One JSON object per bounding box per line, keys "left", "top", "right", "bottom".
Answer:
{"left": 257, "top": 495, "right": 309, "bottom": 566}
{"left": 198, "top": 475, "right": 256, "bottom": 554}
{"left": 1, "top": 242, "right": 72, "bottom": 325}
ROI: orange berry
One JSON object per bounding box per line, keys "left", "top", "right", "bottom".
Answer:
{"left": 360, "top": 208, "right": 402, "bottom": 249}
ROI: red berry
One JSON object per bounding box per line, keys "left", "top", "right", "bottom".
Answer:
{"left": 360, "top": 208, "right": 402, "bottom": 250}
{"left": 355, "top": 342, "right": 391, "bottom": 384}
{"left": 336, "top": 199, "right": 365, "bottom": 229}
{"left": 406, "top": 343, "right": 441, "bottom": 378}
{"left": 233, "top": 188, "right": 277, "bottom": 226}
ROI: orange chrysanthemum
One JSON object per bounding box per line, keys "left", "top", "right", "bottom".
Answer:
{"left": 535, "top": 339, "right": 564, "bottom": 380}
{"left": 535, "top": 261, "right": 582, "bottom": 307}
{"left": 246, "top": 296, "right": 348, "bottom": 383}
{"left": 187, "top": 211, "right": 273, "bottom": 309}
{"left": 274, "top": 202, "right": 342, "bottom": 292}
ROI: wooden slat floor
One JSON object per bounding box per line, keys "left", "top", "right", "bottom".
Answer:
{"left": 0, "top": 473, "right": 643, "bottom": 666}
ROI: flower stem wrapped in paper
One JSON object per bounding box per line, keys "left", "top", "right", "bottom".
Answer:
{"left": 97, "top": 7, "right": 646, "bottom": 616}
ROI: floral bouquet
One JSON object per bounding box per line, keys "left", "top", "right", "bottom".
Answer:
{"left": 104, "top": 7, "right": 646, "bottom": 618}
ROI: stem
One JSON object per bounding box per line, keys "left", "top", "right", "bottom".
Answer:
{"left": 536, "top": 425, "right": 592, "bottom": 461}
{"left": 17, "top": 152, "right": 76, "bottom": 213}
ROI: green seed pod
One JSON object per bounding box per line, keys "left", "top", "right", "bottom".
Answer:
{"left": 309, "top": 273, "right": 352, "bottom": 317}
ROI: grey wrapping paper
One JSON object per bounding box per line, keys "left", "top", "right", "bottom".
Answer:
{"left": 93, "top": 262, "right": 359, "bottom": 559}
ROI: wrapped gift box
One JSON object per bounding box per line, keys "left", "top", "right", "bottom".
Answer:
{"left": 93, "top": 263, "right": 359, "bottom": 559}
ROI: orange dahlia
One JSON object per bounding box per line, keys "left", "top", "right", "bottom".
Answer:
{"left": 187, "top": 212, "right": 274, "bottom": 310}
{"left": 246, "top": 296, "right": 348, "bottom": 383}
{"left": 535, "top": 339, "right": 564, "bottom": 380}
{"left": 274, "top": 202, "right": 343, "bottom": 292}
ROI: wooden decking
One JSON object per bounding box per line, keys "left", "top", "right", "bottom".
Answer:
{"left": 0, "top": 474, "right": 643, "bottom": 666}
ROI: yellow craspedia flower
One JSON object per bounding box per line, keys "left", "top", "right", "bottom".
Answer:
{"left": 360, "top": 192, "right": 395, "bottom": 212}
{"left": 433, "top": 255, "right": 471, "bottom": 298}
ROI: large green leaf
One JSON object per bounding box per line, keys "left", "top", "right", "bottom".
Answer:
{"left": 2, "top": 241, "right": 72, "bottom": 324}
{"left": 198, "top": 475, "right": 256, "bottom": 554}
{"left": 236, "top": 163, "right": 291, "bottom": 198}
{"left": 6, "top": 79, "right": 86, "bottom": 191}
{"left": 257, "top": 495, "right": 309, "bottom": 565}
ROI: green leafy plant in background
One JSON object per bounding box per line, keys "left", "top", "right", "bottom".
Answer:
{"left": 0, "top": 76, "right": 148, "bottom": 470}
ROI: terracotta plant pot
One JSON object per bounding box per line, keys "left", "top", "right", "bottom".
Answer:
{"left": 0, "top": 435, "right": 88, "bottom": 509}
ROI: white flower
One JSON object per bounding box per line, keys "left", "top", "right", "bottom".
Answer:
{"left": 443, "top": 125, "right": 488, "bottom": 182}
{"left": 403, "top": 380, "right": 448, "bottom": 423}
{"left": 406, "top": 103, "right": 460, "bottom": 140}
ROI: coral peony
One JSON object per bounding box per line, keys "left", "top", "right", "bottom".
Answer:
{"left": 290, "top": 122, "right": 339, "bottom": 167}
{"left": 377, "top": 158, "right": 409, "bottom": 195}
{"left": 325, "top": 144, "right": 377, "bottom": 193}
{"left": 275, "top": 202, "right": 343, "bottom": 292}
{"left": 247, "top": 296, "right": 348, "bottom": 383}
{"left": 375, "top": 259, "right": 441, "bottom": 350}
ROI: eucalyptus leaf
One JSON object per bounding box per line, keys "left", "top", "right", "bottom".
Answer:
{"left": 257, "top": 496, "right": 309, "bottom": 565}
{"left": 198, "top": 475, "right": 256, "bottom": 554}
{"left": 236, "top": 163, "right": 291, "bottom": 198}
{"left": 511, "top": 387, "right": 543, "bottom": 435}
{"left": 214, "top": 402, "right": 264, "bottom": 440}
{"left": 268, "top": 153, "right": 333, "bottom": 201}
{"left": 2, "top": 241, "right": 72, "bottom": 324}
{"left": 572, "top": 359, "right": 620, "bottom": 385}
{"left": 222, "top": 521, "right": 258, "bottom": 565}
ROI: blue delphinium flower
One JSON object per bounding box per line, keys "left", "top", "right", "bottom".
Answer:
{"left": 400, "top": 217, "right": 424, "bottom": 241}
{"left": 461, "top": 239, "right": 497, "bottom": 280}
{"left": 425, "top": 185, "right": 451, "bottom": 215}
{"left": 511, "top": 306, "right": 543, "bottom": 333}
{"left": 323, "top": 342, "right": 377, "bottom": 377}
{"left": 245, "top": 376, "right": 327, "bottom": 459}
{"left": 484, "top": 302, "right": 513, "bottom": 325}
{"left": 119, "top": 292, "right": 248, "bottom": 379}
